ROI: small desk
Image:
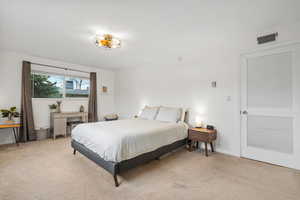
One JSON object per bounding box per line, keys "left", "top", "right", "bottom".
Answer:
{"left": 50, "top": 112, "right": 88, "bottom": 139}
{"left": 0, "top": 121, "right": 21, "bottom": 145}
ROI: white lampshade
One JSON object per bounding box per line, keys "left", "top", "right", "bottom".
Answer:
{"left": 195, "top": 116, "right": 203, "bottom": 128}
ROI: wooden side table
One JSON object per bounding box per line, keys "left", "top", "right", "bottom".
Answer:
{"left": 188, "top": 128, "right": 217, "bottom": 156}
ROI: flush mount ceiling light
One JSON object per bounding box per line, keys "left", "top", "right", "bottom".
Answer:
{"left": 95, "top": 34, "right": 121, "bottom": 49}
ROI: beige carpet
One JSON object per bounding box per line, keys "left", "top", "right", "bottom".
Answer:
{"left": 0, "top": 138, "right": 299, "bottom": 200}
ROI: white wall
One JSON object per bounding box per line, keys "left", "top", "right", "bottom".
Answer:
{"left": 115, "top": 22, "right": 300, "bottom": 156}
{"left": 115, "top": 61, "right": 240, "bottom": 156}
{"left": 0, "top": 51, "right": 115, "bottom": 144}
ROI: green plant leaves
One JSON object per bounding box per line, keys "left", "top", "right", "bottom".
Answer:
{"left": 0, "top": 107, "right": 20, "bottom": 118}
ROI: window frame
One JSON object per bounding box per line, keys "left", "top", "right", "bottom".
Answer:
{"left": 31, "top": 70, "right": 90, "bottom": 100}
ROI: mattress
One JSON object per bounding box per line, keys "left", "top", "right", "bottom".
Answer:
{"left": 71, "top": 119, "right": 188, "bottom": 162}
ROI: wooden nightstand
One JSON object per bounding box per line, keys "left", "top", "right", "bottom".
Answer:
{"left": 188, "top": 128, "right": 217, "bottom": 156}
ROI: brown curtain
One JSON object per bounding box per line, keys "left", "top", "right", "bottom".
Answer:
{"left": 88, "top": 72, "right": 98, "bottom": 122}
{"left": 20, "top": 61, "right": 35, "bottom": 142}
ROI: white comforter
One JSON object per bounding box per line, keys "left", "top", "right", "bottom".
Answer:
{"left": 72, "top": 119, "right": 188, "bottom": 162}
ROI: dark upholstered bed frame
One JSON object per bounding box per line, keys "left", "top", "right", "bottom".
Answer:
{"left": 71, "top": 138, "right": 187, "bottom": 187}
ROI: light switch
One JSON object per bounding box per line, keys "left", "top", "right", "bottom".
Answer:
{"left": 226, "top": 96, "right": 231, "bottom": 101}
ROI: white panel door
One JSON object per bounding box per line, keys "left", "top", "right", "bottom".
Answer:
{"left": 241, "top": 44, "right": 300, "bottom": 170}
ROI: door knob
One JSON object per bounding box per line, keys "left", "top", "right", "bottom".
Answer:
{"left": 242, "top": 110, "right": 248, "bottom": 115}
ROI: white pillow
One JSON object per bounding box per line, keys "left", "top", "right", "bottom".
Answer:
{"left": 156, "top": 107, "right": 182, "bottom": 122}
{"left": 180, "top": 108, "right": 186, "bottom": 122}
{"left": 139, "top": 106, "right": 159, "bottom": 120}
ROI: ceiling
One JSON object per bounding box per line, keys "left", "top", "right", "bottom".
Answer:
{"left": 1, "top": 0, "right": 300, "bottom": 69}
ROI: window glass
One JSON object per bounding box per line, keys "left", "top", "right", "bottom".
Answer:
{"left": 31, "top": 73, "right": 64, "bottom": 98}
{"left": 65, "top": 77, "right": 90, "bottom": 98}
{"left": 31, "top": 72, "right": 90, "bottom": 98}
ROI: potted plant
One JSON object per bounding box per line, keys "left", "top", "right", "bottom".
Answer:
{"left": 0, "top": 107, "right": 20, "bottom": 122}
{"left": 49, "top": 104, "right": 58, "bottom": 113}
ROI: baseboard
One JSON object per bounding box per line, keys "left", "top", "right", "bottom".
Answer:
{"left": 215, "top": 148, "right": 240, "bottom": 158}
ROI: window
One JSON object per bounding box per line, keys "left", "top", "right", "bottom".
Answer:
{"left": 31, "top": 72, "right": 90, "bottom": 98}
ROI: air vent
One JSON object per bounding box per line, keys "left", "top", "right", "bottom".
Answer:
{"left": 257, "top": 32, "right": 278, "bottom": 44}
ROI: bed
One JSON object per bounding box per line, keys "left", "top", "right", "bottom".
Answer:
{"left": 71, "top": 107, "right": 188, "bottom": 187}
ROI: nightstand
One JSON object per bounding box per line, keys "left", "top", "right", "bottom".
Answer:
{"left": 188, "top": 128, "right": 217, "bottom": 156}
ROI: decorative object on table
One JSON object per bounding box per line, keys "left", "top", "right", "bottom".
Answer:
{"left": 102, "top": 86, "right": 108, "bottom": 93}
{"left": 104, "top": 114, "right": 119, "bottom": 121}
{"left": 188, "top": 127, "right": 217, "bottom": 156}
{"left": 36, "top": 128, "right": 49, "bottom": 140}
{"left": 195, "top": 116, "right": 203, "bottom": 128}
{"left": 79, "top": 105, "right": 85, "bottom": 112}
{"left": 0, "top": 107, "right": 20, "bottom": 122}
{"left": 206, "top": 125, "right": 214, "bottom": 130}
{"left": 48, "top": 104, "right": 58, "bottom": 113}
{"left": 56, "top": 101, "right": 62, "bottom": 113}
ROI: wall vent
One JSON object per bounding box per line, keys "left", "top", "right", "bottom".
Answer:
{"left": 257, "top": 32, "right": 278, "bottom": 44}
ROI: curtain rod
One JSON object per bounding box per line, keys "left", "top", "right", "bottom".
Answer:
{"left": 29, "top": 61, "right": 91, "bottom": 74}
